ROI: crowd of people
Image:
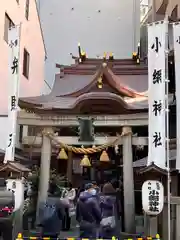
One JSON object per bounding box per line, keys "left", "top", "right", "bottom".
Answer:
{"left": 38, "top": 180, "right": 121, "bottom": 239}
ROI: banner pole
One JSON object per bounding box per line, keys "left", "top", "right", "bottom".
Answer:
{"left": 164, "top": 15, "right": 171, "bottom": 240}
{"left": 4, "top": 24, "right": 21, "bottom": 163}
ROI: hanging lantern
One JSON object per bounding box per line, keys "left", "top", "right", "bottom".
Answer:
{"left": 80, "top": 155, "right": 91, "bottom": 167}
{"left": 100, "top": 150, "right": 110, "bottom": 162}
{"left": 97, "top": 76, "right": 103, "bottom": 89}
{"left": 57, "top": 148, "right": 68, "bottom": 160}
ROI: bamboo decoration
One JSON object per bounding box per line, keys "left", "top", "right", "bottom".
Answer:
{"left": 57, "top": 148, "right": 68, "bottom": 160}
{"left": 100, "top": 150, "right": 110, "bottom": 162}
{"left": 80, "top": 155, "right": 91, "bottom": 167}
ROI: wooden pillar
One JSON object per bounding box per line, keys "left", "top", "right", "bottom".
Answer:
{"left": 67, "top": 150, "right": 73, "bottom": 183}
{"left": 122, "top": 126, "right": 135, "bottom": 233}
{"left": 176, "top": 204, "right": 180, "bottom": 240}
{"left": 172, "top": 175, "right": 178, "bottom": 240}
{"left": 149, "top": 217, "right": 158, "bottom": 236}
{"left": 37, "top": 127, "right": 52, "bottom": 206}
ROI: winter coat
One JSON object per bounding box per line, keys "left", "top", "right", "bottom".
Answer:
{"left": 66, "top": 188, "right": 76, "bottom": 216}
{"left": 99, "top": 195, "right": 119, "bottom": 239}
{"left": 76, "top": 191, "right": 102, "bottom": 238}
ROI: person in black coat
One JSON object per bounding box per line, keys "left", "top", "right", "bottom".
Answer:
{"left": 76, "top": 184, "right": 101, "bottom": 238}
{"left": 99, "top": 182, "right": 119, "bottom": 239}
{"left": 38, "top": 184, "right": 65, "bottom": 238}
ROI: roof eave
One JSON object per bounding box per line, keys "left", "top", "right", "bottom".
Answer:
{"left": 137, "top": 162, "right": 171, "bottom": 175}
{"left": 0, "top": 163, "right": 30, "bottom": 173}
{"left": 18, "top": 99, "right": 42, "bottom": 109}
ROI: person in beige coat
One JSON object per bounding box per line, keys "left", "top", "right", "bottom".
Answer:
{"left": 62, "top": 182, "right": 76, "bottom": 230}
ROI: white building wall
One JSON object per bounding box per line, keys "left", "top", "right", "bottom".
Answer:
{"left": 38, "top": 0, "right": 140, "bottom": 89}
{"left": 0, "top": 0, "right": 45, "bottom": 151}
{"left": 0, "top": 117, "right": 8, "bottom": 151}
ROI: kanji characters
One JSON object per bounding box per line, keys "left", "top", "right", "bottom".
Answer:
{"left": 153, "top": 132, "right": 162, "bottom": 147}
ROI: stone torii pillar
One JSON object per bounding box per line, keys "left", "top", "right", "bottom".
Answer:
{"left": 37, "top": 127, "right": 53, "bottom": 205}
{"left": 122, "top": 126, "right": 135, "bottom": 233}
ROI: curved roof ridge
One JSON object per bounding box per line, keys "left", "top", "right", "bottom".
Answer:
{"left": 58, "top": 67, "right": 102, "bottom": 97}
{"left": 105, "top": 68, "right": 147, "bottom": 97}
{"left": 58, "top": 64, "right": 146, "bottom": 98}
{"left": 72, "top": 91, "right": 129, "bottom": 109}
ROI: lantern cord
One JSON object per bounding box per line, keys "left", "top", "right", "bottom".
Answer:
{"left": 164, "top": 16, "right": 171, "bottom": 240}
{"left": 43, "top": 130, "right": 131, "bottom": 154}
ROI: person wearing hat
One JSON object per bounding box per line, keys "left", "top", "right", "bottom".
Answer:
{"left": 92, "top": 181, "right": 100, "bottom": 194}
{"left": 76, "top": 183, "right": 101, "bottom": 238}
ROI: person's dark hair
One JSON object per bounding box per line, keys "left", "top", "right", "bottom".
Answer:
{"left": 48, "top": 182, "right": 56, "bottom": 195}
{"left": 85, "top": 183, "right": 93, "bottom": 190}
{"left": 67, "top": 182, "right": 73, "bottom": 189}
{"left": 102, "top": 182, "right": 116, "bottom": 194}
{"left": 92, "top": 181, "right": 97, "bottom": 186}
{"left": 111, "top": 179, "right": 119, "bottom": 189}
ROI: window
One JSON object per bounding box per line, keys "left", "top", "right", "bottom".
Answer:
{"left": 25, "top": 0, "right": 30, "bottom": 20}
{"left": 4, "top": 13, "right": 14, "bottom": 43}
{"left": 28, "top": 126, "right": 40, "bottom": 136}
{"left": 23, "top": 49, "right": 30, "bottom": 79}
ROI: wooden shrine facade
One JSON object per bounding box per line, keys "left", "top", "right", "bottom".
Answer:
{"left": 17, "top": 55, "right": 177, "bottom": 237}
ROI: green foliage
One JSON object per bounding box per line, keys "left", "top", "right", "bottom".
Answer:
{"left": 24, "top": 166, "right": 67, "bottom": 213}
{"left": 27, "top": 166, "right": 67, "bottom": 196}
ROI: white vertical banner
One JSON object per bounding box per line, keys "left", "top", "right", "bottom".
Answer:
{"left": 4, "top": 25, "right": 21, "bottom": 163}
{"left": 148, "top": 21, "right": 167, "bottom": 169}
{"left": 173, "top": 22, "right": 180, "bottom": 170}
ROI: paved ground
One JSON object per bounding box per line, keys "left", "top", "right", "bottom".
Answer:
{"left": 23, "top": 216, "right": 79, "bottom": 239}
{"left": 23, "top": 228, "right": 79, "bottom": 239}
{"left": 60, "top": 227, "right": 79, "bottom": 238}
{"left": 60, "top": 216, "right": 79, "bottom": 238}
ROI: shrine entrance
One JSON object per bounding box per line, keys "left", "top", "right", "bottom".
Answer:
{"left": 18, "top": 56, "right": 151, "bottom": 234}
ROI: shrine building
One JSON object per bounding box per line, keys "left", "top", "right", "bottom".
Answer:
{"left": 17, "top": 52, "right": 178, "bottom": 237}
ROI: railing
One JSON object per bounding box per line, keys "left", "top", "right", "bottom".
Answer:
{"left": 16, "top": 234, "right": 161, "bottom": 240}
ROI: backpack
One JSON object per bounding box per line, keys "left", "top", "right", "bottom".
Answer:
{"left": 77, "top": 199, "right": 95, "bottom": 223}
{"left": 39, "top": 202, "right": 56, "bottom": 226}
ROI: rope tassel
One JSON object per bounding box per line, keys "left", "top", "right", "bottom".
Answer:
{"left": 43, "top": 130, "right": 131, "bottom": 154}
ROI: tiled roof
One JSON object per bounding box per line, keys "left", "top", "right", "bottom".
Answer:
{"left": 133, "top": 149, "right": 176, "bottom": 168}
{"left": 0, "top": 162, "right": 30, "bottom": 173}
{"left": 19, "top": 58, "right": 150, "bottom": 112}
{"left": 53, "top": 74, "right": 94, "bottom": 96}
